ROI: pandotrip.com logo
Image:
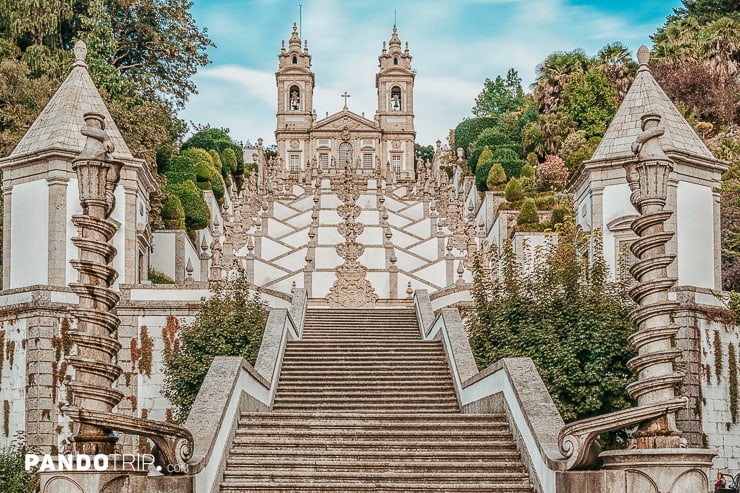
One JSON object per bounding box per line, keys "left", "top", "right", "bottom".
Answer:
{"left": 25, "top": 453, "right": 158, "bottom": 472}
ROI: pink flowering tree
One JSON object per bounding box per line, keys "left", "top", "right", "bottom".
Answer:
{"left": 536, "top": 155, "right": 569, "bottom": 191}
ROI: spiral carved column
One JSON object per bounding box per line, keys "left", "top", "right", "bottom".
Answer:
{"left": 67, "top": 111, "right": 124, "bottom": 454}
{"left": 624, "top": 112, "right": 683, "bottom": 448}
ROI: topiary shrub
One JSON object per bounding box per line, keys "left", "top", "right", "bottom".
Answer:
{"left": 161, "top": 191, "right": 186, "bottom": 230}
{"left": 486, "top": 163, "right": 507, "bottom": 191}
{"left": 517, "top": 198, "right": 538, "bottom": 225}
{"left": 221, "top": 147, "right": 239, "bottom": 175}
{"left": 505, "top": 177, "right": 524, "bottom": 202}
{"left": 165, "top": 180, "right": 210, "bottom": 231}
{"left": 194, "top": 161, "right": 213, "bottom": 185}
{"left": 520, "top": 162, "right": 535, "bottom": 178}
{"left": 165, "top": 154, "right": 196, "bottom": 185}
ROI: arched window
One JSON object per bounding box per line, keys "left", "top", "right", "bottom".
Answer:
{"left": 292, "top": 55, "right": 298, "bottom": 64}
{"left": 391, "top": 86, "right": 402, "bottom": 111}
{"left": 393, "top": 57, "right": 398, "bottom": 65}
{"left": 339, "top": 142, "right": 353, "bottom": 169}
{"left": 289, "top": 85, "right": 300, "bottom": 111}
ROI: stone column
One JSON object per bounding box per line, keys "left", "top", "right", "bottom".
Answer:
{"left": 46, "top": 174, "right": 69, "bottom": 286}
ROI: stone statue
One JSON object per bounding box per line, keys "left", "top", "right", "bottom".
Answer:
{"left": 78, "top": 113, "right": 114, "bottom": 162}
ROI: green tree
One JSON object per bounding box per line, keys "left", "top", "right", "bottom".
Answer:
{"left": 453, "top": 117, "right": 497, "bottom": 166}
{"left": 472, "top": 68, "right": 525, "bottom": 118}
{"left": 534, "top": 49, "right": 592, "bottom": 115}
{"left": 163, "top": 269, "right": 268, "bottom": 421}
{"left": 468, "top": 220, "right": 636, "bottom": 422}
{"left": 561, "top": 69, "right": 618, "bottom": 138}
{"left": 0, "top": 434, "right": 39, "bottom": 493}
{"left": 596, "top": 42, "right": 637, "bottom": 101}
{"left": 414, "top": 143, "right": 434, "bottom": 163}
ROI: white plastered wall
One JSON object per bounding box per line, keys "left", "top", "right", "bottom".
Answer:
{"left": 676, "top": 182, "right": 714, "bottom": 289}
{"left": 10, "top": 180, "right": 49, "bottom": 288}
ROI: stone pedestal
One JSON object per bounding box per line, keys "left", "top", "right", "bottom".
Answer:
{"left": 40, "top": 468, "right": 191, "bottom": 493}
{"left": 558, "top": 448, "right": 715, "bottom": 493}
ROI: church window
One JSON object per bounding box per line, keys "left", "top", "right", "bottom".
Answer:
{"left": 339, "top": 142, "right": 353, "bottom": 168}
{"left": 393, "top": 57, "right": 398, "bottom": 65}
{"left": 292, "top": 55, "right": 297, "bottom": 64}
{"left": 362, "top": 153, "right": 373, "bottom": 169}
{"left": 319, "top": 153, "right": 329, "bottom": 169}
{"left": 391, "top": 86, "right": 401, "bottom": 111}
{"left": 289, "top": 153, "right": 301, "bottom": 171}
{"left": 391, "top": 154, "right": 402, "bottom": 172}
{"left": 289, "top": 85, "right": 300, "bottom": 111}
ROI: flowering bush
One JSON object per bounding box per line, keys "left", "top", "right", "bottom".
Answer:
{"left": 536, "top": 154, "right": 569, "bottom": 191}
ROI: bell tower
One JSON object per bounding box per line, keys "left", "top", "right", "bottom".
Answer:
{"left": 276, "top": 23, "right": 314, "bottom": 170}
{"left": 376, "top": 26, "right": 415, "bottom": 174}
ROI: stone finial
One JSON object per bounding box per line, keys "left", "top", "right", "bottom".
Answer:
{"left": 637, "top": 45, "right": 650, "bottom": 67}
{"left": 73, "top": 40, "right": 88, "bottom": 66}
{"left": 200, "top": 236, "right": 209, "bottom": 254}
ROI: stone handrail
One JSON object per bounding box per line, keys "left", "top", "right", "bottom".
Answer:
{"left": 414, "top": 291, "right": 568, "bottom": 493}
{"left": 186, "top": 289, "right": 305, "bottom": 493}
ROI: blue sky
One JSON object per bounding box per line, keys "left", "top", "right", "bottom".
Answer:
{"left": 180, "top": 0, "right": 683, "bottom": 146}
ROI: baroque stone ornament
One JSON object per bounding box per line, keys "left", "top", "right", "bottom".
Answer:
{"left": 557, "top": 111, "right": 687, "bottom": 470}
{"left": 326, "top": 160, "right": 378, "bottom": 307}
{"left": 65, "top": 103, "right": 192, "bottom": 471}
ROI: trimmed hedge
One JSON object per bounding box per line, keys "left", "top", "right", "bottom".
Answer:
{"left": 164, "top": 180, "right": 210, "bottom": 231}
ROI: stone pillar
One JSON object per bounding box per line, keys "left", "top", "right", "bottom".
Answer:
{"left": 46, "top": 175, "right": 68, "bottom": 286}
{"left": 2, "top": 184, "right": 11, "bottom": 287}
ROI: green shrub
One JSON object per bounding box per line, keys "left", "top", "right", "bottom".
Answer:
{"left": 163, "top": 268, "right": 268, "bottom": 421}
{"left": 161, "top": 191, "right": 186, "bottom": 230}
{"left": 520, "top": 176, "right": 538, "bottom": 197}
{"left": 165, "top": 180, "right": 210, "bottom": 231}
{"left": 148, "top": 268, "right": 175, "bottom": 284}
{"left": 505, "top": 178, "right": 524, "bottom": 202}
{"left": 165, "top": 154, "right": 196, "bottom": 185}
{"left": 517, "top": 198, "right": 538, "bottom": 225}
{"left": 194, "top": 161, "right": 213, "bottom": 184}
{"left": 469, "top": 128, "right": 515, "bottom": 169}
{"left": 492, "top": 147, "right": 525, "bottom": 179}
{"left": 486, "top": 163, "right": 507, "bottom": 191}
{"left": 520, "top": 163, "right": 535, "bottom": 178}
{"left": 551, "top": 205, "right": 570, "bottom": 226}
{"left": 221, "top": 147, "right": 239, "bottom": 175}
{"left": 182, "top": 128, "right": 244, "bottom": 177}
{"left": 0, "top": 434, "right": 39, "bottom": 493}
{"left": 534, "top": 194, "right": 557, "bottom": 209}
{"left": 468, "top": 218, "right": 635, "bottom": 423}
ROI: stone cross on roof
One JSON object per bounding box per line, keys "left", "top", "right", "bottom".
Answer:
{"left": 341, "top": 91, "right": 350, "bottom": 110}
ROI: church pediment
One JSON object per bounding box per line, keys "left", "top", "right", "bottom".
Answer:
{"left": 312, "top": 110, "right": 379, "bottom": 133}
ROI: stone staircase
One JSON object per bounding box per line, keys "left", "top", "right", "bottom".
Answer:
{"left": 220, "top": 308, "right": 534, "bottom": 492}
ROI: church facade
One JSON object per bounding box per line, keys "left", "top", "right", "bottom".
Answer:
{"left": 274, "top": 24, "right": 416, "bottom": 178}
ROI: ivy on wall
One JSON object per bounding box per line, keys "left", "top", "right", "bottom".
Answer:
{"left": 138, "top": 327, "right": 154, "bottom": 377}
{"left": 715, "top": 331, "right": 723, "bottom": 383}
{"left": 0, "top": 329, "right": 4, "bottom": 381}
{"left": 3, "top": 401, "right": 9, "bottom": 437}
{"left": 730, "top": 343, "right": 738, "bottom": 424}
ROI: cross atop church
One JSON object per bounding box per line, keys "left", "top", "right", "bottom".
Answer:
{"left": 341, "top": 91, "right": 350, "bottom": 110}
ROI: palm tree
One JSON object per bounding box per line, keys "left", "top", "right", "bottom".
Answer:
{"left": 596, "top": 42, "right": 637, "bottom": 101}
{"left": 533, "top": 49, "right": 591, "bottom": 114}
